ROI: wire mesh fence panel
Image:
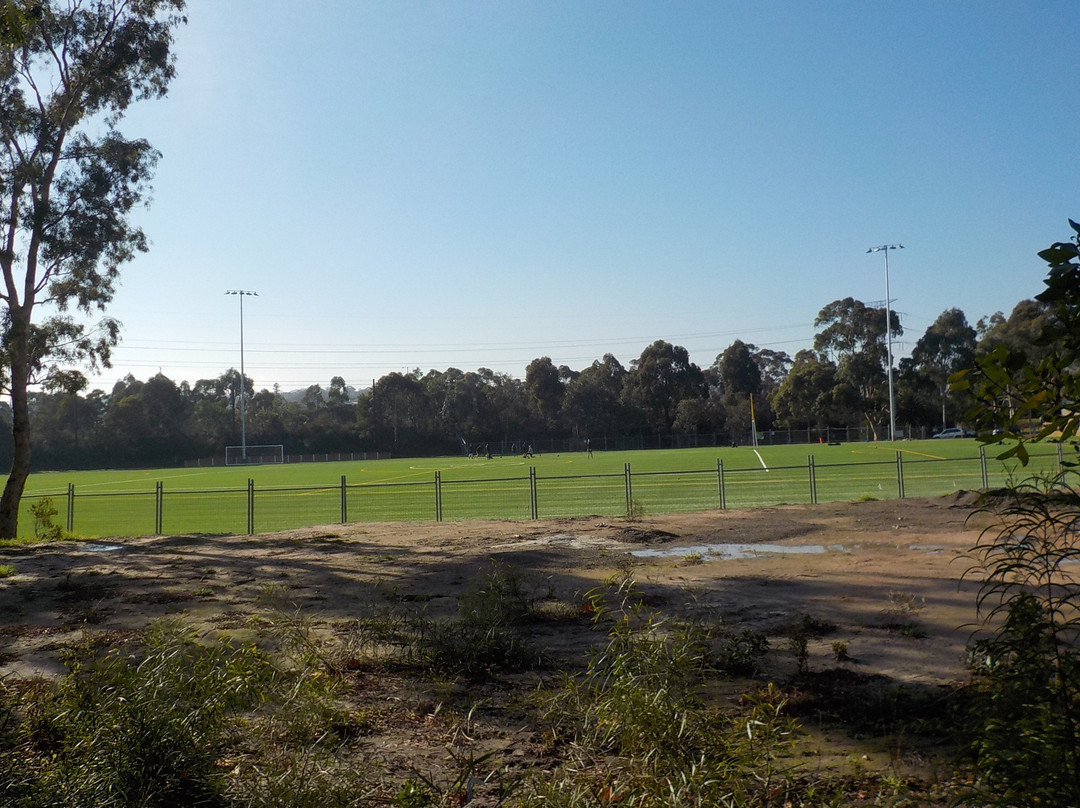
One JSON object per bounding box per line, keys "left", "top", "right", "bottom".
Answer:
{"left": 815, "top": 461, "right": 899, "bottom": 503}
{"left": 721, "top": 465, "right": 813, "bottom": 509}
{"left": 901, "top": 458, "right": 985, "bottom": 498}
{"left": 536, "top": 473, "right": 628, "bottom": 519}
{"left": 163, "top": 490, "right": 249, "bottom": 535}
{"left": 73, "top": 492, "right": 157, "bottom": 537}
{"left": 256, "top": 486, "right": 341, "bottom": 532}
{"left": 626, "top": 470, "right": 721, "bottom": 515}
{"left": 346, "top": 481, "right": 436, "bottom": 523}
{"left": 983, "top": 449, "right": 1061, "bottom": 487}
{"left": 442, "top": 477, "right": 531, "bottom": 521}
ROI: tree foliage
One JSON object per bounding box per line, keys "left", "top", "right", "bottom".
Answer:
{"left": 811, "top": 298, "right": 903, "bottom": 436}
{"left": 812, "top": 297, "right": 900, "bottom": 364}
{"left": 898, "top": 308, "right": 976, "bottom": 430}
{"left": 0, "top": 0, "right": 186, "bottom": 536}
{"left": 770, "top": 350, "right": 838, "bottom": 431}
{"left": 621, "top": 340, "right": 706, "bottom": 434}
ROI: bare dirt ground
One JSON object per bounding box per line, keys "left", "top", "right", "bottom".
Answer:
{"left": 0, "top": 492, "right": 993, "bottom": 792}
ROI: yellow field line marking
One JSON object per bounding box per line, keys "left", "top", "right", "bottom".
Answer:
{"left": 848, "top": 445, "right": 946, "bottom": 461}
{"left": 899, "top": 448, "right": 947, "bottom": 460}
{"left": 69, "top": 469, "right": 220, "bottom": 490}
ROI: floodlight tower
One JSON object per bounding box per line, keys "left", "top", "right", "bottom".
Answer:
{"left": 225, "top": 290, "right": 258, "bottom": 458}
{"left": 866, "top": 245, "right": 902, "bottom": 442}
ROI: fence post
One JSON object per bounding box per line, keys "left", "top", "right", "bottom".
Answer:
{"left": 435, "top": 471, "right": 443, "bottom": 522}
{"left": 624, "top": 463, "right": 633, "bottom": 517}
{"left": 529, "top": 467, "right": 538, "bottom": 520}
{"left": 341, "top": 475, "right": 347, "bottom": 524}
{"left": 247, "top": 478, "right": 254, "bottom": 535}
{"left": 979, "top": 446, "right": 988, "bottom": 489}
{"left": 66, "top": 483, "right": 74, "bottom": 534}
{"left": 716, "top": 458, "right": 726, "bottom": 510}
{"left": 808, "top": 455, "right": 817, "bottom": 505}
{"left": 155, "top": 481, "right": 163, "bottom": 534}
{"left": 896, "top": 452, "right": 905, "bottom": 499}
{"left": 1059, "top": 442, "right": 1065, "bottom": 474}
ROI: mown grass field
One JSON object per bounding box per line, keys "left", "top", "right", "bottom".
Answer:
{"left": 4, "top": 439, "right": 1060, "bottom": 540}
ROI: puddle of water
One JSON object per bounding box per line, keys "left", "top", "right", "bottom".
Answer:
{"left": 632, "top": 542, "right": 952, "bottom": 561}
{"left": 631, "top": 543, "right": 832, "bottom": 560}
{"left": 79, "top": 544, "right": 124, "bottom": 553}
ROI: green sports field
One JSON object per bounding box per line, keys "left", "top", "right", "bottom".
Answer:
{"left": 3, "top": 439, "right": 1062, "bottom": 540}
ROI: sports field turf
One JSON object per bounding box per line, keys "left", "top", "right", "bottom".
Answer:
{"left": 2, "top": 439, "right": 1062, "bottom": 540}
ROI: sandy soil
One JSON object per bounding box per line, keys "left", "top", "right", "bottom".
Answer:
{"left": 0, "top": 492, "right": 995, "bottom": 791}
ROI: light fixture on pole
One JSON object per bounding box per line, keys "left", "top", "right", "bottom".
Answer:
{"left": 866, "top": 245, "right": 902, "bottom": 442}
{"left": 225, "top": 290, "right": 258, "bottom": 458}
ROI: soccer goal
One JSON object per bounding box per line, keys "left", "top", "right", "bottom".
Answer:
{"left": 225, "top": 444, "right": 285, "bottom": 466}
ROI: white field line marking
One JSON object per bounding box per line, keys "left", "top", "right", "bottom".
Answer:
{"left": 753, "top": 449, "right": 769, "bottom": 472}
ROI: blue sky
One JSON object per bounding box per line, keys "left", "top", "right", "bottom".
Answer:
{"left": 84, "top": 0, "right": 1079, "bottom": 393}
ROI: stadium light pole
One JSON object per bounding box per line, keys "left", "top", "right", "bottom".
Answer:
{"left": 866, "top": 245, "right": 902, "bottom": 442}
{"left": 225, "top": 290, "right": 258, "bottom": 459}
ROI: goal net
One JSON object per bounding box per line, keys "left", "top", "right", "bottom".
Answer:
{"left": 225, "top": 444, "right": 285, "bottom": 466}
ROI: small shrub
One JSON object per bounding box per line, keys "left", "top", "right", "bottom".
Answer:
{"left": 714, "top": 627, "right": 770, "bottom": 676}
{"left": 788, "top": 628, "right": 810, "bottom": 674}
{"left": 0, "top": 564, "right": 15, "bottom": 579}
{"left": 785, "top": 613, "right": 835, "bottom": 675}
{"left": 627, "top": 497, "right": 646, "bottom": 521}
{"left": 30, "top": 496, "right": 63, "bottom": 541}
{"left": 413, "top": 561, "right": 543, "bottom": 678}
{"left": 831, "top": 640, "right": 851, "bottom": 663}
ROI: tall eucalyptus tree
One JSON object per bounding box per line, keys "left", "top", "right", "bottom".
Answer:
{"left": 0, "top": 0, "right": 184, "bottom": 535}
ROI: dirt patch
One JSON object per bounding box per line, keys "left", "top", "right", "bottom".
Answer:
{"left": 0, "top": 495, "right": 990, "bottom": 681}
{"left": 0, "top": 494, "right": 993, "bottom": 791}
{"left": 609, "top": 525, "right": 681, "bottom": 543}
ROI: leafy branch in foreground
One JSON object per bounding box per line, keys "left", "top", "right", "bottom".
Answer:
{"left": 950, "top": 218, "right": 1080, "bottom": 466}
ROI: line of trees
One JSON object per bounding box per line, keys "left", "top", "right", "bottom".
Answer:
{"left": 0, "top": 295, "right": 1049, "bottom": 470}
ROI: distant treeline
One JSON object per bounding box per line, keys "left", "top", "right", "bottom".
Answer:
{"left": 4, "top": 298, "right": 1048, "bottom": 470}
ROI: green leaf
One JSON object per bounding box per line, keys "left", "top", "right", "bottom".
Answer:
{"left": 1037, "top": 244, "right": 1079, "bottom": 265}
{"left": 995, "top": 444, "right": 1021, "bottom": 462}
{"left": 979, "top": 361, "right": 1013, "bottom": 387}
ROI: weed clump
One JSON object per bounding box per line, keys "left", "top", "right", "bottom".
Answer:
{"left": 0, "top": 618, "right": 373, "bottom": 808}
{"left": 534, "top": 608, "right": 805, "bottom": 807}
{"left": 413, "top": 560, "right": 545, "bottom": 679}
{"left": 961, "top": 474, "right": 1080, "bottom": 806}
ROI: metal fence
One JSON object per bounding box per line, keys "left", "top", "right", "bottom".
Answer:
{"left": 24, "top": 445, "right": 1064, "bottom": 539}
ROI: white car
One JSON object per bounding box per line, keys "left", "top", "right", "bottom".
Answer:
{"left": 932, "top": 428, "right": 974, "bottom": 439}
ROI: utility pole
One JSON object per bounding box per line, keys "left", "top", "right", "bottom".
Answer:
{"left": 867, "top": 245, "right": 903, "bottom": 441}
{"left": 225, "top": 290, "right": 258, "bottom": 458}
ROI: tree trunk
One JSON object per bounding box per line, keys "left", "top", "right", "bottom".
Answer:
{"left": 0, "top": 326, "right": 31, "bottom": 539}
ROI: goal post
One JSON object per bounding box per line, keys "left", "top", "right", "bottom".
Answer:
{"left": 225, "top": 444, "right": 285, "bottom": 466}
